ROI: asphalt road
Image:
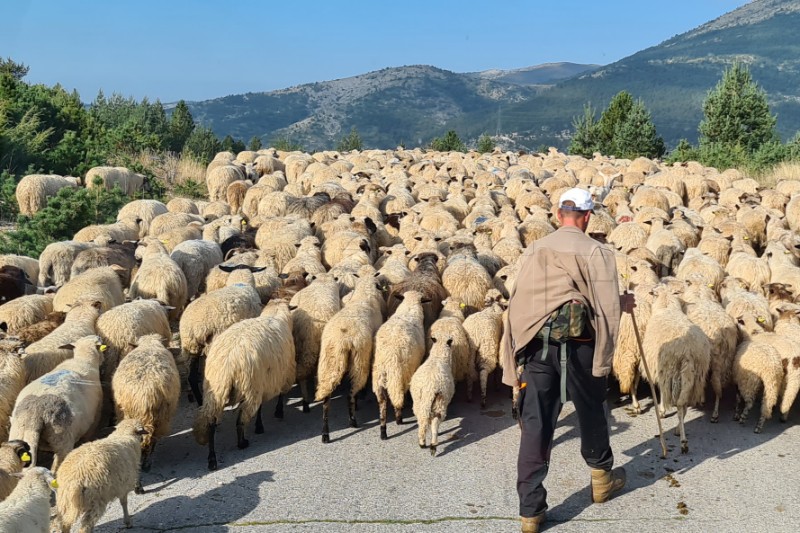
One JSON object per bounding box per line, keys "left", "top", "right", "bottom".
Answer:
{"left": 92, "top": 379, "right": 800, "bottom": 533}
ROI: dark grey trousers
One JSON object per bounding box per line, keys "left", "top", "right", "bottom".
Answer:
{"left": 516, "top": 338, "right": 614, "bottom": 517}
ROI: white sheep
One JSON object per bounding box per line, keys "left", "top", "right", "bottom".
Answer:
{"left": 15, "top": 174, "right": 79, "bottom": 216}
{"left": 192, "top": 300, "right": 295, "bottom": 470}
{"left": 73, "top": 217, "right": 142, "bottom": 244}
{"left": 85, "top": 166, "right": 145, "bottom": 195}
{"left": 116, "top": 199, "right": 168, "bottom": 238}
{"left": 315, "top": 270, "right": 384, "bottom": 443}
{"left": 130, "top": 238, "right": 189, "bottom": 320}
{"left": 53, "top": 418, "right": 147, "bottom": 532}
{"left": 288, "top": 273, "right": 341, "bottom": 413}
{"left": 463, "top": 290, "right": 506, "bottom": 409}
{"left": 20, "top": 300, "right": 101, "bottom": 383}
{"left": 641, "top": 284, "right": 710, "bottom": 453}
{"left": 372, "top": 290, "right": 426, "bottom": 440}
{"left": 428, "top": 298, "right": 476, "bottom": 401}
{"left": 0, "top": 466, "right": 57, "bottom": 533}
{"left": 37, "top": 241, "right": 96, "bottom": 287}
{"left": 179, "top": 265, "right": 263, "bottom": 403}
{"left": 0, "top": 350, "right": 25, "bottom": 443}
{"left": 442, "top": 243, "right": 492, "bottom": 314}
{"left": 411, "top": 334, "right": 456, "bottom": 456}
{"left": 9, "top": 335, "right": 104, "bottom": 472}
{"left": 733, "top": 337, "right": 783, "bottom": 433}
{"left": 51, "top": 265, "right": 125, "bottom": 313}
{"left": 170, "top": 239, "right": 224, "bottom": 300}
{"left": 112, "top": 334, "right": 179, "bottom": 474}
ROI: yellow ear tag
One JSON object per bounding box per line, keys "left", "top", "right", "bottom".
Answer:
{"left": 757, "top": 317, "right": 766, "bottom": 324}
{"left": 785, "top": 251, "right": 790, "bottom": 254}
{"left": 707, "top": 284, "right": 714, "bottom": 289}
{"left": 622, "top": 274, "right": 628, "bottom": 279}
{"left": 743, "top": 236, "right": 749, "bottom": 240}
{"left": 99, "top": 345, "right": 108, "bottom": 352}
{"left": 20, "top": 452, "right": 30, "bottom": 462}
{"left": 50, "top": 479, "right": 58, "bottom": 489}
{"left": 459, "top": 303, "right": 466, "bottom": 309}
{"left": 160, "top": 240, "right": 168, "bottom": 244}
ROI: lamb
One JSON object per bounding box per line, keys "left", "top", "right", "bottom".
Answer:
{"left": 442, "top": 243, "right": 493, "bottom": 315}
{"left": 0, "top": 350, "right": 25, "bottom": 443}
{"left": 112, "top": 334, "right": 180, "bottom": 473}
{"left": 641, "top": 284, "right": 711, "bottom": 453}
{"left": 116, "top": 199, "right": 168, "bottom": 237}
{"left": 227, "top": 179, "right": 251, "bottom": 213}
{"left": 0, "top": 266, "right": 33, "bottom": 304}
{"left": 53, "top": 419, "right": 148, "bottom": 532}
{"left": 130, "top": 238, "right": 189, "bottom": 321}
{"left": 37, "top": 240, "right": 96, "bottom": 287}
{"left": 206, "top": 164, "right": 244, "bottom": 202}
{"left": 726, "top": 251, "right": 771, "bottom": 297}
{"left": 675, "top": 247, "right": 725, "bottom": 290}
{"left": 372, "top": 290, "right": 427, "bottom": 440}
{"left": 193, "top": 300, "right": 295, "bottom": 470}
{"left": 288, "top": 273, "right": 341, "bottom": 412}
{"left": 15, "top": 174, "right": 79, "bottom": 216}
{"left": 170, "top": 239, "right": 224, "bottom": 300}
{"left": 166, "top": 197, "right": 199, "bottom": 214}
{"left": 9, "top": 335, "right": 104, "bottom": 471}
{"left": 733, "top": 338, "right": 783, "bottom": 433}
{"left": 0, "top": 295, "right": 53, "bottom": 335}
{"left": 0, "top": 466, "right": 58, "bottom": 533}
{"left": 20, "top": 300, "right": 101, "bottom": 383}
{"left": 315, "top": 271, "right": 384, "bottom": 443}
{"left": 281, "top": 236, "right": 326, "bottom": 275}
{"left": 52, "top": 265, "right": 126, "bottom": 313}
{"left": 387, "top": 252, "right": 447, "bottom": 330}
{"left": 410, "top": 334, "right": 456, "bottom": 456}
{"left": 148, "top": 212, "right": 205, "bottom": 236}
{"left": 463, "top": 290, "right": 506, "bottom": 408}
{"left": 681, "top": 277, "right": 738, "bottom": 423}
{"left": 428, "top": 298, "right": 476, "bottom": 402}
{"left": 0, "top": 440, "right": 31, "bottom": 502}
{"left": 180, "top": 265, "right": 264, "bottom": 403}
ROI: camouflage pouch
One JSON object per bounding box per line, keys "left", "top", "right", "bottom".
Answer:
{"left": 537, "top": 299, "right": 590, "bottom": 342}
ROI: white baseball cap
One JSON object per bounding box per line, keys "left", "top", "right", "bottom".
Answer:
{"left": 558, "top": 188, "right": 594, "bottom": 211}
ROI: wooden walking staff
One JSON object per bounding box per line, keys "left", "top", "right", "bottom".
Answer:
{"left": 626, "top": 291, "right": 668, "bottom": 459}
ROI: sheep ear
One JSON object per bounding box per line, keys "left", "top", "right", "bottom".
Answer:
{"left": 421, "top": 297, "right": 432, "bottom": 304}
{"left": 359, "top": 240, "right": 371, "bottom": 254}
{"left": 0, "top": 322, "right": 6, "bottom": 333}
{"left": 91, "top": 300, "right": 103, "bottom": 310}
{"left": 278, "top": 273, "right": 289, "bottom": 279}
{"left": 394, "top": 293, "right": 405, "bottom": 301}
{"left": 288, "top": 304, "right": 298, "bottom": 311}
{"left": 430, "top": 336, "right": 437, "bottom": 343}
{"left": 218, "top": 264, "right": 237, "bottom": 273}
{"left": 59, "top": 343, "right": 75, "bottom": 351}
{"left": 446, "top": 338, "right": 453, "bottom": 347}
{"left": 364, "top": 217, "right": 377, "bottom": 234}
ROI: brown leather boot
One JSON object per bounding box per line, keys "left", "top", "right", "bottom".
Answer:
{"left": 520, "top": 512, "right": 545, "bottom": 533}
{"left": 590, "top": 467, "right": 626, "bottom": 503}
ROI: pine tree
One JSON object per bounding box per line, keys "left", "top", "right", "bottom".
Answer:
{"left": 167, "top": 100, "right": 195, "bottom": 153}
{"left": 430, "top": 130, "right": 465, "bottom": 152}
{"left": 596, "top": 91, "right": 634, "bottom": 153}
{"left": 477, "top": 134, "right": 495, "bottom": 153}
{"left": 248, "top": 135, "right": 262, "bottom": 151}
{"left": 699, "top": 62, "right": 777, "bottom": 154}
{"left": 568, "top": 104, "right": 599, "bottom": 157}
{"left": 612, "top": 99, "right": 666, "bottom": 159}
{"left": 337, "top": 126, "right": 363, "bottom": 152}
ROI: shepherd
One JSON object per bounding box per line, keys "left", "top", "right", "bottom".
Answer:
{"left": 501, "top": 188, "right": 636, "bottom": 533}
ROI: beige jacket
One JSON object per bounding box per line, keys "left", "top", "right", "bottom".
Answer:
{"left": 500, "top": 225, "right": 621, "bottom": 387}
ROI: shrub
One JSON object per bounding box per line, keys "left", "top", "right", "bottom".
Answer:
{"left": 430, "top": 130, "right": 466, "bottom": 152}
{"left": 476, "top": 134, "right": 495, "bottom": 153}
{"left": 337, "top": 127, "right": 363, "bottom": 152}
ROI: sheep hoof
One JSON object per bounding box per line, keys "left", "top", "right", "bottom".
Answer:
{"left": 396, "top": 417, "right": 404, "bottom": 426}
{"left": 512, "top": 408, "right": 519, "bottom": 421}
{"left": 321, "top": 434, "right": 330, "bottom": 444}
{"left": 238, "top": 438, "right": 250, "bottom": 450}
{"left": 349, "top": 417, "right": 359, "bottom": 428}
{"left": 380, "top": 427, "right": 388, "bottom": 440}
{"left": 302, "top": 402, "right": 310, "bottom": 414}
{"left": 680, "top": 441, "right": 689, "bottom": 454}
{"left": 419, "top": 443, "right": 426, "bottom": 449}
{"left": 480, "top": 399, "right": 486, "bottom": 409}
{"left": 710, "top": 415, "right": 719, "bottom": 424}
{"left": 208, "top": 458, "right": 218, "bottom": 471}
{"left": 254, "top": 425, "right": 264, "bottom": 435}
{"left": 732, "top": 414, "right": 740, "bottom": 422}
{"left": 780, "top": 415, "right": 788, "bottom": 423}
{"left": 188, "top": 392, "right": 195, "bottom": 403}
{"left": 134, "top": 482, "right": 145, "bottom": 495}
{"left": 430, "top": 445, "right": 437, "bottom": 457}
{"left": 754, "top": 426, "right": 763, "bottom": 434}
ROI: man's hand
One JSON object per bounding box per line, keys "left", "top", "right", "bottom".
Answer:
{"left": 620, "top": 292, "right": 636, "bottom": 314}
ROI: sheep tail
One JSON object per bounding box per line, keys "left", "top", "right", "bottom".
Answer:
{"left": 55, "top": 479, "right": 85, "bottom": 532}
{"left": 386, "top": 366, "right": 406, "bottom": 409}
{"left": 315, "top": 339, "right": 349, "bottom": 402}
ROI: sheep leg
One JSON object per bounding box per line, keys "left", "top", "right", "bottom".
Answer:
{"left": 348, "top": 388, "right": 359, "bottom": 428}
{"left": 300, "top": 380, "right": 312, "bottom": 413}
{"left": 711, "top": 371, "right": 722, "bottom": 423}
{"left": 395, "top": 405, "right": 404, "bottom": 425}
{"left": 479, "top": 367, "right": 489, "bottom": 409}
{"left": 255, "top": 405, "right": 264, "bottom": 434}
{"left": 630, "top": 372, "right": 641, "bottom": 414}
{"left": 321, "top": 396, "right": 331, "bottom": 444}
{"left": 274, "top": 393, "right": 284, "bottom": 420}
{"left": 189, "top": 357, "right": 203, "bottom": 406}
{"left": 378, "top": 387, "right": 389, "bottom": 440}
{"left": 733, "top": 391, "right": 743, "bottom": 421}
{"left": 678, "top": 406, "right": 688, "bottom": 454}
{"left": 430, "top": 415, "right": 442, "bottom": 457}
{"left": 417, "top": 418, "right": 427, "bottom": 448}
{"left": 779, "top": 374, "right": 800, "bottom": 423}
{"left": 236, "top": 409, "right": 250, "bottom": 450}
{"left": 465, "top": 376, "right": 474, "bottom": 403}
{"left": 120, "top": 493, "right": 132, "bottom": 528}
{"left": 78, "top": 506, "right": 103, "bottom": 533}
{"left": 207, "top": 422, "right": 218, "bottom": 470}
{"left": 739, "top": 397, "right": 754, "bottom": 426}
{"left": 141, "top": 438, "right": 156, "bottom": 473}
{"left": 511, "top": 385, "right": 520, "bottom": 420}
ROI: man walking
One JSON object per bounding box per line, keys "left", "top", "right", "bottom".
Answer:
{"left": 500, "top": 188, "right": 634, "bottom": 533}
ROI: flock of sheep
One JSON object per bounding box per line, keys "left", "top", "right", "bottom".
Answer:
{"left": 0, "top": 146, "right": 799, "bottom": 531}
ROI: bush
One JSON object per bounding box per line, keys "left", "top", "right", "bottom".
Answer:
{"left": 476, "top": 134, "right": 495, "bottom": 153}
{"left": 337, "top": 127, "right": 363, "bottom": 152}
{"left": 430, "top": 130, "right": 466, "bottom": 152}
{"left": 171, "top": 179, "right": 207, "bottom": 199}
{"left": 0, "top": 185, "right": 128, "bottom": 257}
{"left": 0, "top": 171, "right": 19, "bottom": 222}
{"left": 270, "top": 135, "right": 304, "bottom": 152}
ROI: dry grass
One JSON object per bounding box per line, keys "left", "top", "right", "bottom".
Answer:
{"left": 126, "top": 150, "right": 206, "bottom": 187}
{"left": 752, "top": 161, "right": 800, "bottom": 189}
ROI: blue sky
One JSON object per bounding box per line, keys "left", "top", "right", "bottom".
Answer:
{"left": 2, "top": 0, "right": 748, "bottom": 103}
